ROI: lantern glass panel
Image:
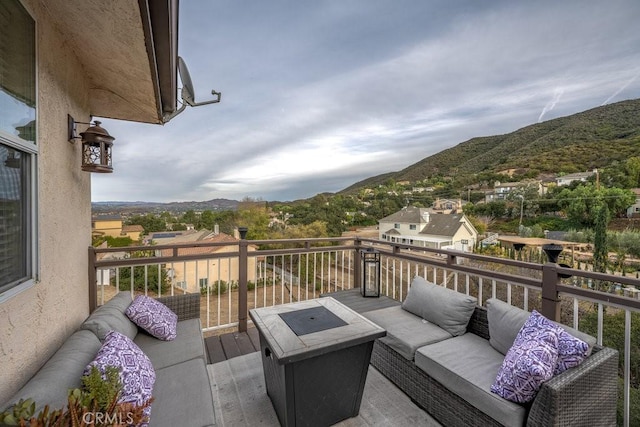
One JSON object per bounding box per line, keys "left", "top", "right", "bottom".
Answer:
{"left": 361, "top": 250, "right": 380, "bottom": 297}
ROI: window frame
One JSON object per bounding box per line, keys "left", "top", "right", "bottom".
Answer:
{"left": 0, "top": 0, "right": 38, "bottom": 303}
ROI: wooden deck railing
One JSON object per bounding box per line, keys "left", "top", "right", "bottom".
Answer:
{"left": 90, "top": 234, "right": 640, "bottom": 426}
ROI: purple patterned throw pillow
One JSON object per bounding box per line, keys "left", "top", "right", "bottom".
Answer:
{"left": 555, "top": 328, "right": 589, "bottom": 375}
{"left": 84, "top": 330, "right": 155, "bottom": 421}
{"left": 126, "top": 295, "right": 178, "bottom": 341}
{"left": 491, "top": 310, "right": 560, "bottom": 403}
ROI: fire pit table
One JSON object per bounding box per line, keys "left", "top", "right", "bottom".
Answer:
{"left": 249, "top": 297, "right": 386, "bottom": 427}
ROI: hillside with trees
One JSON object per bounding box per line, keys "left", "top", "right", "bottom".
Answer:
{"left": 341, "top": 98, "right": 640, "bottom": 193}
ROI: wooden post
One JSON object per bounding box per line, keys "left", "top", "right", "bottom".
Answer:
{"left": 541, "top": 263, "right": 561, "bottom": 321}
{"left": 238, "top": 227, "right": 248, "bottom": 332}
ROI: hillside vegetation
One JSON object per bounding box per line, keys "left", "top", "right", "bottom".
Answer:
{"left": 342, "top": 98, "right": 640, "bottom": 193}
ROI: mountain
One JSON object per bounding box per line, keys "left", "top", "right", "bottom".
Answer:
{"left": 92, "top": 199, "right": 239, "bottom": 215}
{"left": 341, "top": 98, "right": 640, "bottom": 193}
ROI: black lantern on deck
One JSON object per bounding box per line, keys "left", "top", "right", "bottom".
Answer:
{"left": 361, "top": 248, "right": 381, "bottom": 297}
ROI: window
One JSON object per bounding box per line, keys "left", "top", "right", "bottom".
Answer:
{"left": 0, "top": 0, "right": 37, "bottom": 301}
{"left": 394, "top": 223, "right": 400, "bottom": 229}
{"left": 409, "top": 224, "right": 417, "bottom": 230}
{"left": 199, "top": 278, "right": 208, "bottom": 289}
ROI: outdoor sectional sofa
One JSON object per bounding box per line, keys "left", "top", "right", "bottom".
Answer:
{"left": 1, "top": 292, "right": 215, "bottom": 427}
{"left": 361, "top": 276, "right": 619, "bottom": 427}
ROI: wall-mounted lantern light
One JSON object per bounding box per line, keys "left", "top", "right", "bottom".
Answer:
{"left": 361, "top": 248, "right": 381, "bottom": 298}
{"left": 68, "top": 114, "right": 114, "bottom": 173}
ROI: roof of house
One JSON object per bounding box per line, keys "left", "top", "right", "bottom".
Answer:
{"left": 122, "top": 225, "right": 144, "bottom": 233}
{"left": 379, "top": 206, "right": 427, "bottom": 223}
{"left": 557, "top": 171, "right": 595, "bottom": 181}
{"left": 419, "top": 214, "right": 467, "bottom": 237}
{"left": 157, "top": 231, "right": 240, "bottom": 256}
{"left": 47, "top": 1, "right": 179, "bottom": 124}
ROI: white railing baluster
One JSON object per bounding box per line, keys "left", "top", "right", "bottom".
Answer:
{"left": 624, "top": 310, "right": 631, "bottom": 427}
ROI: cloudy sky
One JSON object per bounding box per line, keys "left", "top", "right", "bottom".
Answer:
{"left": 92, "top": 0, "right": 640, "bottom": 203}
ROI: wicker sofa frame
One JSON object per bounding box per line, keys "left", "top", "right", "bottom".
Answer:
{"left": 369, "top": 306, "right": 619, "bottom": 427}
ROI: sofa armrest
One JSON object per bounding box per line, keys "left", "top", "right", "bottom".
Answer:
{"left": 156, "top": 293, "right": 201, "bottom": 321}
{"left": 527, "top": 346, "right": 619, "bottom": 426}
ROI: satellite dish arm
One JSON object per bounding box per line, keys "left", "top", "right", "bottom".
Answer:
{"left": 184, "top": 89, "right": 221, "bottom": 107}
{"left": 163, "top": 56, "right": 221, "bottom": 123}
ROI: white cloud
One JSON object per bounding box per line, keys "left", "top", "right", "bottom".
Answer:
{"left": 92, "top": 0, "right": 640, "bottom": 202}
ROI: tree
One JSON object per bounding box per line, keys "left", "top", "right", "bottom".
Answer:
{"left": 593, "top": 202, "right": 609, "bottom": 274}
{"left": 556, "top": 184, "right": 635, "bottom": 227}
{"left": 126, "top": 214, "right": 166, "bottom": 233}
{"left": 113, "top": 261, "right": 170, "bottom": 294}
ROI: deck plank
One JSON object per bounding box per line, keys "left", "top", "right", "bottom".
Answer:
{"left": 205, "top": 335, "right": 227, "bottom": 364}
{"left": 220, "top": 333, "right": 243, "bottom": 360}
{"left": 234, "top": 331, "right": 258, "bottom": 355}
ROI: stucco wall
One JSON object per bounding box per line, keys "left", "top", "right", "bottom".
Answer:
{"left": 0, "top": 0, "right": 93, "bottom": 403}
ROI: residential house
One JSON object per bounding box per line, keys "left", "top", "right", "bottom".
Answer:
{"left": 485, "top": 180, "right": 544, "bottom": 202}
{"left": 92, "top": 215, "right": 124, "bottom": 238}
{"left": 91, "top": 215, "right": 143, "bottom": 241}
{"left": 0, "top": 0, "right": 180, "bottom": 403}
{"left": 378, "top": 206, "right": 478, "bottom": 251}
{"left": 153, "top": 229, "right": 257, "bottom": 294}
{"left": 121, "top": 225, "right": 144, "bottom": 241}
{"left": 432, "top": 198, "right": 464, "bottom": 214}
{"left": 555, "top": 171, "right": 595, "bottom": 187}
{"left": 626, "top": 188, "right": 640, "bottom": 218}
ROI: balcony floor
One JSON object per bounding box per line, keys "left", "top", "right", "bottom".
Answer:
{"left": 205, "top": 328, "right": 261, "bottom": 364}
{"left": 207, "top": 351, "right": 441, "bottom": 426}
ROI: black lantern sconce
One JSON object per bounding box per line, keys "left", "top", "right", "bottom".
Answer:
{"left": 361, "top": 248, "right": 381, "bottom": 297}
{"left": 68, "top": 115, "right": 115, "bottom": 173}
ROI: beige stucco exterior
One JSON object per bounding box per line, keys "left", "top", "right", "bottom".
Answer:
{"left": 92, "top": 218, "right": 124, "bottom": 238}
{"left": 0, "top": 0, "right": 92, "bottom": 402}
{"left": 0, "top": 0, "right": 177, "bottom": 404}
{"left": 172, "top": 248, "right": 258, "bottom": 294}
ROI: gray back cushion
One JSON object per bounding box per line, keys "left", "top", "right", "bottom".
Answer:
{"left": 401, "top": 276, "right": 477, "bottom": 336}
{"left": 486, "top": 298, "right": 596, "bottom": 355}
{"left": 2, "top": 330, "right": 102, "bottom": 413}
{"left": 80, "top": 292, "right": 137, "bottom": 340}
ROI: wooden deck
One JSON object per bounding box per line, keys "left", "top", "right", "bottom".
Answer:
{"left": 204, "top": 290, "right": 398, "bottom": 364}
{"left": 205, "top": 290, "right": 439, "bottom": 425}
{"left": 205, "top": 327, "right": 261, "bottom": 364}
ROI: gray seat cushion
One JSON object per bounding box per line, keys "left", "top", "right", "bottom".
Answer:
{"left": 134, "top": 318, "right": 206, "bottom": 369}
{"left": 2, "top": 330, "right": 102, "bottom": 413}
{"left": 151, "top": 358, "right": 215, "bottom": 427}
{"left": 364, "top": 306, "right": 452, "bottom": 360}
{"left": 486, "top": 298, "right": 596, "bottom": 356}
{"left": 415, "top": 334, "right": 526, "bottom": 427}
{"left": 80, "top": 292, "right": 138, "bottom": 340}
{"left": 401, "top": 276, "right": 477, "bottom": 336}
